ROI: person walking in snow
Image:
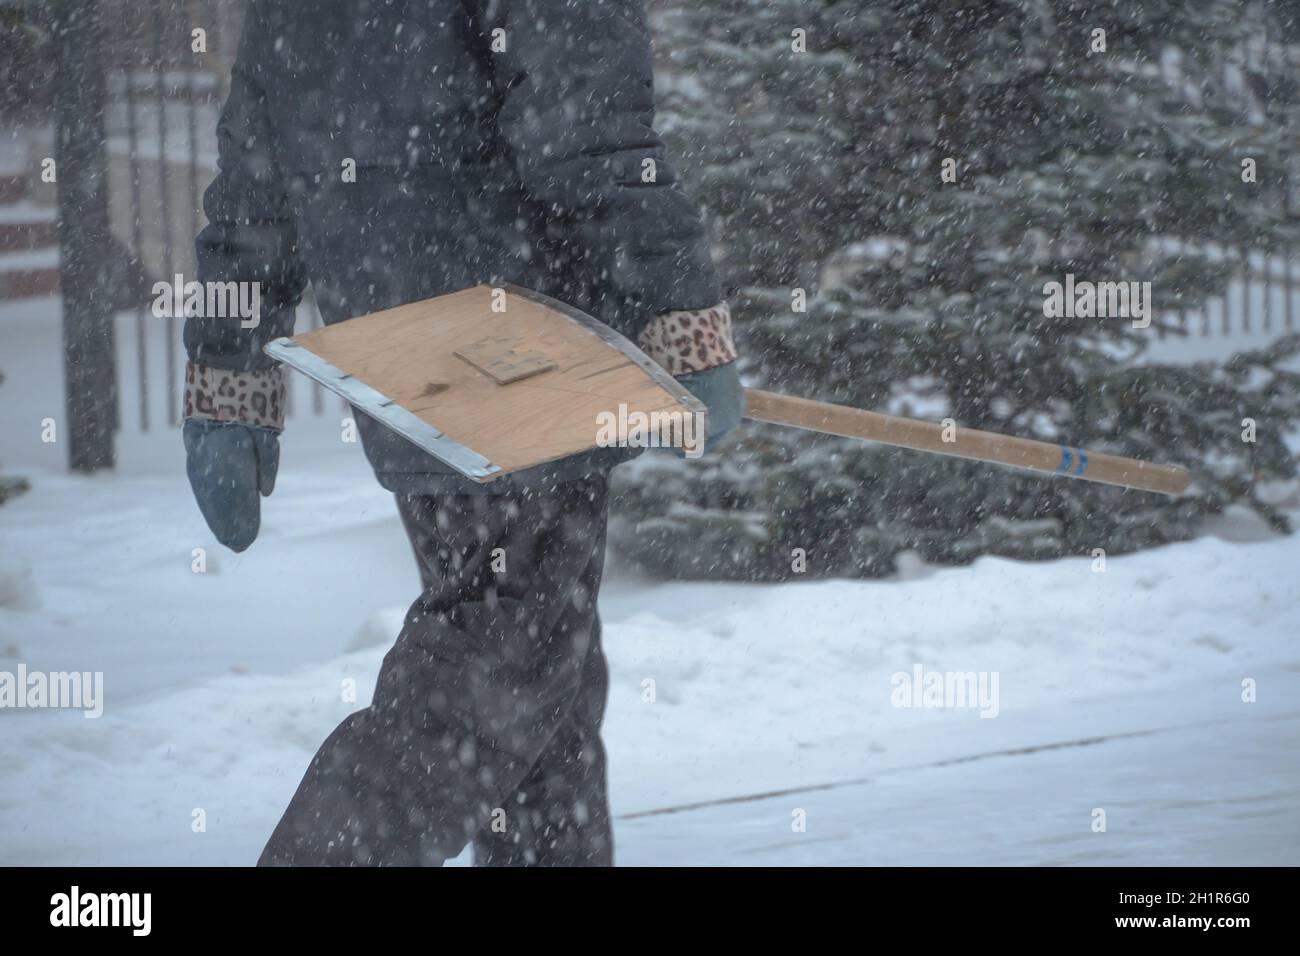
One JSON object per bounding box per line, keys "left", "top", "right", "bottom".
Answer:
{"left": 182, "top": 0, "right": 742, "bottom": 865}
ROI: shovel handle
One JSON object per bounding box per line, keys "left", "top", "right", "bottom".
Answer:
{"left": 743, "top": 389, "right": 1189, "bottom": 496}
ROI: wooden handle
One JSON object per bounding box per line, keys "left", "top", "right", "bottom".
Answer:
{"left": 743, "top": 389, "right": 1189, "bottom": 496}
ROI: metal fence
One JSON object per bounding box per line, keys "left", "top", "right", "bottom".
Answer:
{"left": 99, "top": 0, "right": 341, "bottom": 433}
{"left": 1159, "top": 248, "right": 1299, "bottom": 340}
{"left": 35, "top": 0, "right": 335, "bottom": 470}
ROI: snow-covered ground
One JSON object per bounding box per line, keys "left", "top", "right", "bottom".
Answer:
{"left": 2, "top": 292, "right": 1298, "bottom": 865}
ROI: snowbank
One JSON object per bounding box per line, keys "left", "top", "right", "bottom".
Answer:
{"left": 1, "top": 465, "right": 1296, "bottom": 865}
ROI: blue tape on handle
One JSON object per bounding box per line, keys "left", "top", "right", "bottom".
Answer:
{"left": 1056, "top": 446, "right": 1073, "bottom": 474}
{"left": 1074, "top": 449, "right": 1088, "bottom": 476}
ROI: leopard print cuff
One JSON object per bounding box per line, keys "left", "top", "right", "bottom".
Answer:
{"left": 637, "top": 301, "right": 738, "bottom": 377}
{"left": 184, "top": 362, "right": 286, "bottom": 431}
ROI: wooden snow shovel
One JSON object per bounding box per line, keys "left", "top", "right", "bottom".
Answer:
{"left": 265, "top": 284, "right": 1189, "bottom": 496}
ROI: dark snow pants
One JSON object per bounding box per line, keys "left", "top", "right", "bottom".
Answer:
{"left": 259, "top": 475, "right": 613, "bottom": 866}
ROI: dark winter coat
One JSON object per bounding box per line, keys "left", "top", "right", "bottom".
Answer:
{"left": 185, "top": 0, "right": 722, "bottom": 492}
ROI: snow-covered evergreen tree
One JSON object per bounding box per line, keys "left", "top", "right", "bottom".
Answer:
{"left": 613, "top": 0, "right": 1300, "bottom": 579}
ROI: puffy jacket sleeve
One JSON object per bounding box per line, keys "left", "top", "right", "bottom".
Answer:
{"left": 467, "top": 0, "right": 722, "bottom": 339}
{"left": 184, "top": 3, "right": 306, "bottom": 375}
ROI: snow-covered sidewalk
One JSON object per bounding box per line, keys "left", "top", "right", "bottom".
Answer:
{"left": 1, "top": 457, "right": 1297, "bottom": 865}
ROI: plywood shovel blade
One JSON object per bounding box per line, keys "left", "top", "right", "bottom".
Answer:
{"left": 264, "top": 284, "right": 707, "bottom": 481}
